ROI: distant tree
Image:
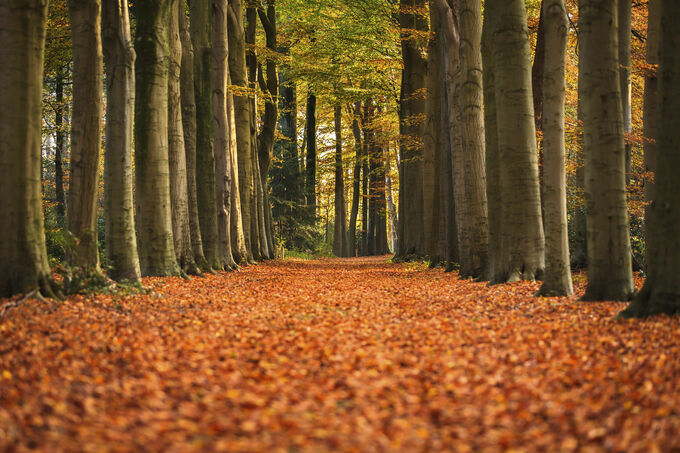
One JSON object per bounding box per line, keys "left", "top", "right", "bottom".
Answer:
{"left": 333, "top": 105, "right": 349, "bottom": 257}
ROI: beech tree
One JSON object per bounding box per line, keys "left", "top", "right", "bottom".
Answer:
{"left": 134, "top": 0, "right": 180, "bottom": 276}
{"left": 67, "top": 0, "right": 103, "bottom": 271}
{"left": 536, "top": 0, "right": 573, "bottom": 296}
{"left": 0, "top": 0, "right": 56, "bottom": 298}
{"left": 102, "top": 0, "right": 141, "bottom": 282}
{"left": 621, "top": 0, "right": 680, "bottom": 317}
{"left": 579, "top": 0, "right": 634, "bottom": 301}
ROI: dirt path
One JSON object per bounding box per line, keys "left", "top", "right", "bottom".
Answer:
{"left": 1, "top": 257, "right": 679, "bottom": 451}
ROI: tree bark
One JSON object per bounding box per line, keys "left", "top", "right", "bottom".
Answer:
{"left": 168, "top": 0, "right": 201, "bottom": 275}
{"left": 490, "top": 0, "right": 545, "bottom": 283}
{"left": 618, "top": 0, "right": 632, "bottom": 182}
{"left": 190, "top": 0, "right": 221, "bottom": 270}
{"left": 621, "top": 0, "right": 680, "bottom": 317}
{"left": 333, "top": 105, "right": 348, "bottom": 257}
{"left": 536, "top": 0, "right": 573, "bottom": 297}
{"left": 54, "top": 68, "right": 67, "bottom": 224}
{"left": 397, "top": 0, "right": 427, "bottom": 259}
{"left": 67, "top": 0, "right": 103, "bottom": 271}
{"left": 0, "top": 0, "right": 57, "bottom": 298}
{"left": 227, "top": 87, "right": 248, "bottom": 263}
{"left": 579, "top": 0, "right": 634, "bottom": 301}
{"left": 228, "top": 0, "right": 256, "bottom": 263}
{"left": 179, "top": 1, "right": 209, "bottom": 270}
{"left": 102, "top": 0, "right": 141, "bottom": 282}
{"left": 305, "top": 94, "right": 317, "bottom": 214}
{"left": 212, "top": 0, "right": 237, "bottom": 270}
{"left": 348, "top": 102, "right": 362, "bottom": 257}
{"left": 134, "top": 0, "right": 180, "bottom": 276}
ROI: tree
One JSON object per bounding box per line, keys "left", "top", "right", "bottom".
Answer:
{"left": 536, "top": 0, "right": 573, "bottom": 297}
{"left": 579, "top": 0, "right": 634, "bottom": 301}
{"left": 212, "top": 0, "right": 237, "bottom": 270}
{"left": 453, "top": 0, "right": 489, "bottom": 279}
{"left": 102, "top": 0, "right": 141, "bottom": 282}
{"left": 67, "top": 0, "right": 103, "bottom": 271}
{"left": 621, "top": 0, "right": 680, "bottom": 317}
{"left": 486, "top": 0, "right": 545, "bottom": 283}
{"left": 191, "top": 0, "right": 222, "bottom": 270}
{"left": 134, "top": 0, "right": 180, "bottom": 276}
{"left": 305, "top": 93, "right": 317, "bottom": 213}
{"left": 396, "top": 0, "right": 427, "bottom": 259}
{"left": 0, "top": 0, "right": 57, "bottom": 298}
{"left": 179, "top": 0, "right": 210, "bottom": 270}
{"left": 643, "top": 0, "right": 660, "bottom": 250}
{"left": 348, "top": 102, "right": 363, "bottom": 256}
{"left": 169, "top": 0, "right": 201, "bottom": 274}
{"left": 618, "top": 0, "right": 632, "bottom": 182}
{"left": 333, "top": 105, "right": 348, "bottom": 257}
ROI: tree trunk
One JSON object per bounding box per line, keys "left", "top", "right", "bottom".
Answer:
{"left": 621, "top": 0, "right": 680, "bottom": 317}
{"left": 481, "top": 0, "right": 502, "bottom": 280}
{"left": 579, "top": 0, "right": 634, "bottom": 301}
{"left": 168, "top": 0, "right": 201, "bottom": 275}
{"left": 102, "top": 0, "right": 141, "bottom": 282}
{"left": 228, "top": 0, "right": 256, "bottom": 263}
{"left": 227, "top": 87, "right": 248, "bottom": 263}
{"left": 179, "top": 1, "right": 209, "bottom": 270}
{"left": 385, "top": 165, "right": 398, "bottom": 253}
{"left": 212, "top": 0, "right": 237, "bottom": 270}
{"left": 642, "top": 0, "right": 660, "bottom": 263}
{"left": 134, "top": 0, "right": 180, "bottom": 276}
{"left": 305, "top": 94, "right": 317, "bottom": 213}
{"left": 536, "top": 0, "right": 573, "bottom": 297}
{"left": 397, "top": 0, "right": 427, "bottom": 259}
{"left": 348, "top": 102, "right": 362, "bottom": 257}
{"left": 456, "top": 0, "right": 489, "bottom": 279}
{"left": 54, "top": 68, "right": 67, "bottom": 224}
{"left": 618, "top": 0, "right": 632, "bottom": 182}
{"left": 490, "top": 0, "right": 545, "bottom": 283}
{"left": 360, "top": 121, "right": 369, "bottom": 256}
{"left": 190, "top": 0, "right": 221, "bottom": 270}
{"left": 67, "top": 0, "right": 103, "bottom": 271}
{"left": 424, "top": 4, "right": 442, "bottom": 265}
{"left": 0, "top": 0, "right": 56, "bottom": 298}
{"left": 532, "top": 1, "right": 545, "bottom": 133}
{"left": 333, "top": 105, "right": 348, "bottom": 257}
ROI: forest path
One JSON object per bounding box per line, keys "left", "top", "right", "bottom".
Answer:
{"left": 1, "top": 256, "right": 679, "bottom": 451}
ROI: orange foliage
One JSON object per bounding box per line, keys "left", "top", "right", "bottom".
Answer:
{"left": 1, "top": 257, "right": 677, "bottom": 452}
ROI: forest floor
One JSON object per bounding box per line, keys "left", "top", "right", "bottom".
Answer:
{"left": 1, "top": 256, "right": 679, "bottom": 452}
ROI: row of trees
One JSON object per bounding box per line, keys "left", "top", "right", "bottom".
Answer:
{"left": 393, "top": 0, "right": 679, "bottom": 316}
{"left": 1, "top": 0, "right": 283, "bottom": 296}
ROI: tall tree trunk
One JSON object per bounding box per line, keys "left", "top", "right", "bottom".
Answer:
{"left": 227, "top": 87, "right": 248, "bottom": 263}
{"left": 360, "top": 121, "right": 369, "bottom": 256}
{"left": 333, "top": 105, "right": 348, "bottom": 257}
{"left": 348, "top": 102, "right": 362, "bottom": 257}
{"left": 532, "top": 2, "right": 545, "bottom": 132}
{"left": 102, "top": 0, "right": 141, "bottom": 282}
{"left": 536, "top": 0, "right": 573, "bottom": 297}
{"left": 0, "top": 0, "right": 56, "bottom": 298}
{"left": 620, "top": 0, "right": 680, "bottom": 317}
{"left": 481, "top": 0, "right": 502, "bottom": 280}
{"left": 579, "top": 0, "right": 634, "bottom": 301}
{"left": 134, "top": 0, "right": 180, "bottom": 276}
{"left": 179, "top": 2, "right": 209, "bottom": 270}
{"left": 54, "top": 68, "right": 67, "bottom": 224}
{"left": 397, "top": 0, "right": 427, "bottom": 258}
{"left": 190, "top": 0, "right": 221, "bottom": 270}
{"left": 256, "top": 3, "right": 278, "bottom": 260}
{"left": 618, "top": 0, "right": 632, "bottom": 182}
{"left": 305, "top": 94, "right": 317, "bottom": 214}
{"left": 455, "top": 0, "right": 489, "bottom": 279}
{"left": 643, "top": 0, "right": 660, "bottom": 261}
{"left": 67, "top": 0, "right": 103, "bottom": 271}
{"left": 490, "top": 0, "right": 545, "bottom": 283}
{"left": 424, "top": 4, "right": 442, "bottom": 265}
{"left": 228, "top": 0, "right": 256, "bottom": 263}
{"left": 168, "top": 0, "right": 201, "bottom": 275}
{"left": 212, "top": 0, "right": 237, "bottom": 270}
{"left": 385, "top": 164, "right": 398, "bottom": 253}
